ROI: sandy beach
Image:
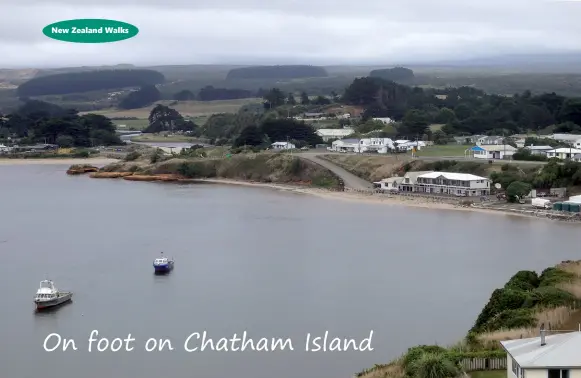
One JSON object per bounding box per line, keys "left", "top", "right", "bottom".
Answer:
{"left": 195, "top": 178, "right": 519, "bottom": 218}
{"left": 0, "top": 157, "right": 119, "bottom": 166}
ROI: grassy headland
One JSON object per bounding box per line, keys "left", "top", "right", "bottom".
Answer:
{"left": 358, "top": 260, "right": 581, "bottom": 378}
{"left": 84, "top": 148, "right": 343, "bottom": 189}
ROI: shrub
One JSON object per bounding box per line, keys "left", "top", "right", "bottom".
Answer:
{"left": 480, "top": 308, "right": 536, "bottom": 331}
{"left": 403, "top": 345, "right": 448, "bottom": 375}
{"left": 124, "top": 151, "right": 141, "bottom": 161}
{"left": 504, "top": 270, "right": 540, "bottom": 291}
{"left": 73, "top": 149, "right": 90, "bottom": 158}
{"left": 539, "top": 267, "right": 575, "bottom": 287}
{"left": 411, "top": 353, "right": 460, "bottom": 378}
{"left": 532, "top": 286, "right": 575, "bottom": 307}
{"left": 471, "top": 289, "right": 533, "bottom": 333}
{"left": 176, "top": 161, "right": 217, "bottom": 178}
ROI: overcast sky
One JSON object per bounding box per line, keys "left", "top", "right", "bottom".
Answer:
{"left": 1, "top": 0, "right": 581, "bottom": 68}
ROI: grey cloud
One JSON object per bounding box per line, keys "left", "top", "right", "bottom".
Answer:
{"left": 1, "top": 0, "right": 581, "bottom": 67}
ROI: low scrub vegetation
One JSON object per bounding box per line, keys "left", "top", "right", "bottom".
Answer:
{"left": 96, "top": 151, "right": 342, "bottom": 189}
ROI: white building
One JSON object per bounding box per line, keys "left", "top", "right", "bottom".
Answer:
{"left": 546, "top": 148, "right": 581, "bottom": 160}
{"left": 549, "top": 133, "right": 581, "bottom": 145}
{"left": 501, "top": 330, "right": 581, "bottom": 378}
{"left": 470, "top": 145, "right": 517, "bottom": 159}
{"left": 329, "top": 138, "right": 395, "bottom": 153}
{"left": 415, "top": 171, "right": 491, "bottom": 196}
{"left": 271, "top": 141, "right": 296, "bottom": 150}
{"left": 477, "top": 136, "right": 505, "bottom": 145}
{"left": 373, "top": 177, "right": 403, "bottom": 192}
{"left": 398, "top": 141, "right": 426, "bottom": 151}
{"left": 316, "top": 128, "right": 354, "bottom": 142}
{"left": 525, "top": 145, "right": 554, "bottom": 156}
{"left": 398, "top": 171, "right": 434, "bottom": 192}
{"left": 0, "top": 144, "right": 11, "bottom": 153}
{"left": 359, "top": 138, "right": 395, "bottom": 153}
{"left": 372, "top": 117, "right": 394, "bottom": 124}
{"left": 330, "top": 138, "right": 360, "bottom": 152}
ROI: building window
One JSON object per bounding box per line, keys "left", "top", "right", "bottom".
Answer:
{"left": 512, "top": 358, "right": 519, "bottom": 376}
{"left": 549, "top": 370, "right": 569, "bottom": 378}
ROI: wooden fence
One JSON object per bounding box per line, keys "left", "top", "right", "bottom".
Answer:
{"left": 460, "top": 357, "right": 506, "bottom": 372}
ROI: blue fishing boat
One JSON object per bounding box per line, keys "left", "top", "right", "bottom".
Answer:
{"left": 153, "top": 253, "right": 174, "bottom": 274}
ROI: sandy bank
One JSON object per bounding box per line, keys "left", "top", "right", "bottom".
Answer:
{"left": 0, "top": 157, "right": 119, "bottom": 166}
{"left": 194, "top": 178, "right": 554, "bottom": 221}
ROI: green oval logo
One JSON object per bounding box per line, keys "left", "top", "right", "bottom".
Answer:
{"left": 42, "top": 19, "right": 138, "bottom": 43}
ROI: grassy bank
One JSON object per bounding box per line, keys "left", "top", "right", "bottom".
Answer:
{"left": 89, "top": 150, "right": 343, "bottom": 189}
{"left": 358, "top": 260, "right": 581, "bottom": 378}
{"left": 318, "top": 155, "right": 412, "bottom": 182}
{"left": 129, "top": 134, "right": 200, "bottom": 143}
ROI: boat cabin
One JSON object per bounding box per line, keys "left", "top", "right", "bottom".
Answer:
{"left": 35, "top": 280, "right": 58, "bottom": 300}
{"left": 154, "top": 258, "right": 169, "bottom": 265}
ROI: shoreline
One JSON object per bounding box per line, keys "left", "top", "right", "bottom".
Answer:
{"left": 0, "top": 157, "right": 119, "bottom": 165}
{"left": 194, "top": 178, "right": 554, "bottom": 221}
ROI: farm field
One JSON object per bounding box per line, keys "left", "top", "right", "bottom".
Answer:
{"left": 81, "top": 98, "right": 263, "bottom": 118}
{"left": 413, "top": 144, "right": 472, "bottom": 157}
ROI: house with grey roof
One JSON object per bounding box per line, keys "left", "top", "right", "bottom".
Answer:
{"left": 477, "top": 136, "right": 505, "bottom": 145}
{"left": 524, "top": 145, "right": 554, "bottom": 156}
{"left": 500, "top": 329, "right": 581, "bottom": 378}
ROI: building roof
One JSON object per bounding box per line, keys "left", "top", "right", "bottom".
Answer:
{"left": 374, "top": 177, "right": 403, "bottom": 184}
{"left": 333, "top": 138, "right": 360, "bottom": 144}
{"left": 525, "top": 145, "right": 553, "bottom": 150}
{"left": 272, "top": 141, "right": 293, "bottom": 146}
{"left": 550, "top": 134, "right": 581, "bottom": 141}
{"left": 304, "top": 112, "right": 324, "bottom": 116}
{"left": 473, "top": 145, "right": 517, "bottom": 152}
{"left": 501, "top": 332, "right": 581, "bottom": 368}
{"left": 418, "top": 171, "right": 488, "bottom": 181}
{"left": 316, "top": 128, "right": 354, "bottom": 136}
{"left": 402, "top": 171, "right": 433, "bottom": 184}
{"left": 548, "top": 148, "right": 581, "bottom": 154}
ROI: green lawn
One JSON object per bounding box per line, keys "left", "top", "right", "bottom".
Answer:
{"left": 112, "top": 119, "right": 149, "bottom": 130}
{"left": 414, "top": 144, "right": 472, "bottom": 157}
{"left": 470, "top": 370, "right": 507, "bottom": 378}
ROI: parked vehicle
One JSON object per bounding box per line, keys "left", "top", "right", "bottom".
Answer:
{"left": 532, "top": 197, "right": 551, "bottom": 209}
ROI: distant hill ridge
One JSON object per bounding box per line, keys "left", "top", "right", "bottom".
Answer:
{"left": 226, "top": 65, "right": 328, "bottom": 80}
{"left": 17, "top": 69, "right": 165, "bottom": 97}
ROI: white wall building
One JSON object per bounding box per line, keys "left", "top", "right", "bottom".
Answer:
{"left": 316, "top": 128, "right": 354, "bottom": 142}
{"left": 415, "top": 171, "right": 491, "bottom": 196}
{"left": 330, "top": 139, "right": 360, "bottom": 152}
{"left": 546, "top": 148, "right": 581, "bottom": 160}
{"left": 359, "top": 138, "right": 395, "bottom": 153}
{"left": 271, "top": 142, "right": 296, "bottom": 150}
{"left": 550, "top": 134, "right": 581, "bottom": 145}
{"left": 501, "top": 330, "right": 581, "bottom": 378}
{"left": 398, "top": 141, "right": 426, "bottom": 151}
{"left": 477, "top": 136, "right": 504, "bottom": 145}
{"left": 372, "top": 117, "right": 394, "bottom": 124}
{"left": 329, "top": 138, "right": 395, "bottom": 153}
{"left": 470, "top": 145, "right": 517, "bottom": 159}
{"left": 525, "top": 145, "right": 554, "bottom": 156}
{"left": 373, "top": 177, "right": 403, "bottom": 192}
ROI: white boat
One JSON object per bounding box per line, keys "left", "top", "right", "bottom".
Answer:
{"left": 153, "top": 252, "right": 174, "bottom": 274}
{"left": 34, "top": 280, "right": 73, "bottom": 310}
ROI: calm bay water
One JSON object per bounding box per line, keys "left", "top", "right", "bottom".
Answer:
{"left": 1, "top": 164, "right": 580, "bottom": 378}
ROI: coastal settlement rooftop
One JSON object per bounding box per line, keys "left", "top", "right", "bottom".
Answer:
{"left": 500, "top": 331, "right": 581, "bottom": 368}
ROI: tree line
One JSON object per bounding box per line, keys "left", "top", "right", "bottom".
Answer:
{"left": 226, "top": 65, "right": 328, "bottom": 80}
{"left": 173, "top": 86, "right": 256, "bottom": 101}
{"left": 340, "top": 76, "right": 581, "bottom": 139}
{"left": 0, "top": 100, "right": 123, "bottom": 147}
{"left": 17, "top": 69, "right": 165, "bottom": 97}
